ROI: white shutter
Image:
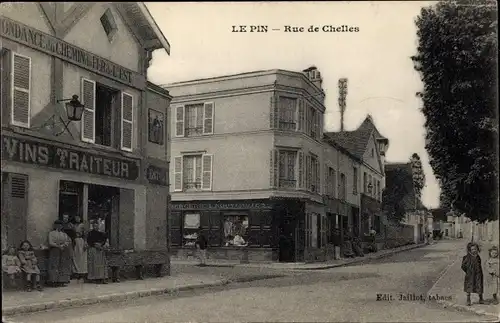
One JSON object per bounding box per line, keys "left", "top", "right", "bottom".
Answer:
{"left": 121, "top": 92, "right": 133, "bottom": 152}
{"left": 201, "top": 154, "right": 213, "bottom": 190}
{"left": 11, "top": 53, "right": 31, "bottom": 128}
{"left": 175, "top": 106, "right": 185, "bottom": 137}
{"left": 203, "top": 102, "right": 214, "bottom": 134}
{"left": 81, "top": 78, "right": 96, "bottom": 143}
{"left": 173, "top": 156, "right": 183, "bottom": 192}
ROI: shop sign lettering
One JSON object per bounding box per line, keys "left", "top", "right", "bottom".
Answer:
{"left": 170, "top": 202, "right": 269, "bottom": 210}
{"left": 1, "top": 135, "right": 139, "bottom": 180}
{"left": 0, "top": 17, "right": 145, "bottom": 89}
{"left": 146, "top": 165, "right": 167, "bottom": 186}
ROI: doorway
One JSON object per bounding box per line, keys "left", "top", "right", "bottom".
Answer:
{"left": 279, "top": 217, "right": 295, "bottom": 262}
{"left": 87, "top": 184, "right": 120, "bottom": 245}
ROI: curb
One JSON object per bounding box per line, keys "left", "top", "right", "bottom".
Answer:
{"left": 2, "top": 274, "right": 286, "bottom": 317}
{"left": 293, "top": 243, "right": 428, "bottom": 270}
{"left": 436, "top": 299, "right": 499, "bottom": 319}
{"left": 426, "top": 243, "right": 500, "bottom": 320}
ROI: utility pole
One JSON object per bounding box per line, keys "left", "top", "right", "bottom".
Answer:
{"left": 338, "top": 78, "right": 348, "bottom": 132}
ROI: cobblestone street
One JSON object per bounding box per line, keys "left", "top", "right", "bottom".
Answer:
{"left": 7, "top": 241, "right": 496, "bottom": 323}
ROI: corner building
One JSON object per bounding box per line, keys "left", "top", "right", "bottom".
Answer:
{"left": 166, "top": 67, "right": 387, "bottom": 262}
{"left": 1, "top": 3, "right": 172, "bottom": 275}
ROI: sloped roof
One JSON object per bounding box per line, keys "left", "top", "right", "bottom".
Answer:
{"left": 325, "top": 114, "right": 387, "bottom": 159}
{"left": 385, "top": 162, "right": 426, "bottom": 211}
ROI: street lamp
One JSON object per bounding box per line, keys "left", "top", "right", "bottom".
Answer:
{"left": 54, "top": 95, "right": 85, "bottom": 137}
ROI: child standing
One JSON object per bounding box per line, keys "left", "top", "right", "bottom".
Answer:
{"left": 18, "top": 240, "right": 42, "bottom": 291}
{"left": 2, "top": 246, "right": 22, "bottom": 287}
{"left": 486, "top": 245, "right": 499, "bottom": 304}
{"left": 461, "top": 242, "right": 484, "bottom": 306}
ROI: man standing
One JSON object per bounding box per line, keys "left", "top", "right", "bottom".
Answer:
{"left": 195, "top": 227, "right": 208, "bottom": 266}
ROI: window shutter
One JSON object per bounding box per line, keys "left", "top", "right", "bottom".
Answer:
{"left": 121, "top": 92, "right": 133, "bottom": 152}
{"left": 173, "top": 156, "right": 183, "bottom": 192}
{"left": 316, "top": 160, "right": 320, "bottom": 193}
{"left": 270, "top": 93, "right": 278, "bottom": 129}
{"left": 81, "top": 78, "right": 96, "bottom": 143}
{"left": 203, "top": 102, "right": 214, "bottom": 134}
{"left": 11, "top": 53, "right": 31, "bottom": 128}
{"left": 297, "top": 98, "right": 305, "bottom": 132}
{"left": 5, "top": 173, "right": 28, "bottom": 247}
{"left": 269, "top": 149, "right": 279, "bottom": 188}
{"left": 201, "top": 154, "right": 213, "bottom": 190}
{"left": 305, "top": 155, "right": 311, "bottom": 191}
{"left": 319, "top": 113, "right": 323, "bottom": 139}
{"left": 298, "top": 151, "right": 304, "bottom": 189}
{"left": 175, "top": 106, "right": 185, "bottom": 137}
{"left": 119, "top": 188, "right": 135, "bottom": 250}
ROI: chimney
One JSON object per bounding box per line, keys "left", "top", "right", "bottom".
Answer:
{"left": 303, "top": 66, "right": 323, "bottom": 89}
{"left": 338, "top": 78, "right": 348, "bottom": 132}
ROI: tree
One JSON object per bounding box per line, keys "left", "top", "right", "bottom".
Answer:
{"left": 410, "top": 153, "right": 426, "bottom": 198}
{"left": 411, "top": 0, "right": 498, "bottom": 222}
{"left": 382, "top": 167, "right": 414, "bottom": 222}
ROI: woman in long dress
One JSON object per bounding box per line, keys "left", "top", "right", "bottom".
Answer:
{"left": 47, "top": 220, "right": 72, "bottom": 287}
{"left": 72, "top": 216, "right": 88, "bottom": 282}
{"left": 87, "top": 221, "right": 109, "bottom": 284}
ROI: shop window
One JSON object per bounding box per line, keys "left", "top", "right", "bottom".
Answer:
{"left": 59, "top": 181, "right": 83, "bottom": 221}
{"left": 182, "top": 213, "right": 200, "bottom": 247}
{"left": 223, "top": 215, "right": 248, "bottom": 246}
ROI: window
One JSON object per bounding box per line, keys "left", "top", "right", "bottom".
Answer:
{"left": 371, "top": 148, "right": 375, "bottom": 157}
{"left": 320, "top": 215, "right": 329, "bottom": 248}
{"left": 339, "top": 173, "right": 346, "bottom": 200}
{"left": 100, "top": 8, "right": 117, "bottom": 40}
{"left": 306, "top": 155, "right": 319, "bottom": 193}
{"left": 368, "top": 175, "right": 373, "bottom": 195}
{"left": 223, "top": 215, "right": 249, "bottom": 246}
{"left": 278, "top": 97, "right": 297, "bottom": 130}
{"left": 174, "top": 102, "right": 214, "bottom": 137}
{"left": 326, "top": 167, "right": 336, "bottom": 197}
{"left": 81, "top": 79, "right": 133, "bottom": 152}
{"left": 374, "top": 215, "right": 381, "bottom": 233}
{"left": 377, "top": 180, "right": 381, "bottom": 200}
{"left": 182, "top": 213, "right": 200, "bottom": 247}
{"left": 11, "top": 53, "right": 31, "bottom": 128}
{"left": 311, "top": 108, "right": 317, "bottom": 138}
{"left": 185, "top": 104, "right": 203, "bottom": 136}
{"left": 173, "top": 154, "right": 213, "bottom": 192}
{"left": 353, "top": 167, "right": 358, "bottom": 194}
{"left": 183, "top": 155, "right": 202, "bottom": 190}
{"left": 279, "top": 150, "right": 297, "bottom": 188}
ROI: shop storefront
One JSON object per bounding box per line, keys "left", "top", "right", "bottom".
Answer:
{"left": 170, "top": 198, "right": 315, "bottom": 263}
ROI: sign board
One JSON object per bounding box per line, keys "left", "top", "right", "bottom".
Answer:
{"left": 1, "top": 135, "right": 139, "bottom": 180}
{"left": 171, "top": 202, "right": 271, "bottom": 211}
{"left": 146, "top": 165, "right": 167, "bottom": 186}
{"left": 0, "top": 17, "right": 145, "bottom": 89}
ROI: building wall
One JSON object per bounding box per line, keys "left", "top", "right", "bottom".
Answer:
{"left": 0, "top": 3, "right": 53, "bottom": 34}
{"left": 62, "top": 3, "right": 141, "bottom": 73}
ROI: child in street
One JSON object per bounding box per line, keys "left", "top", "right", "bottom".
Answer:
{"left": 486, "top": 245, "right": 499, "bottom": 304}
{"left": 2, "top": 246, "right": 22, "bottom": 287}
{"left": 18, "top": 240, "right": 42, "bottom": 291}
{"left": 461, "top": 242, "right": 484, "bottom": 306}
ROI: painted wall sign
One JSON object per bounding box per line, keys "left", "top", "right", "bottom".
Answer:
{"left": 0, "top": 17, "right": 145, "bottom": 89}
{"left": 146, "top": 165, "right": 167, "bottom": 186}
{"left": 1, "top": 135, "right": 139, "bottom": 180}
{"left": 170, "top": 202, "right": 270, "bottom": 210}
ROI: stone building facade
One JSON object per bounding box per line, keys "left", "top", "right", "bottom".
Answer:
{"left": 165, "top": 67, "right": 388, "bottom": 263}
{"left": 1, "top": 2, "right": 172, "bottom": 275}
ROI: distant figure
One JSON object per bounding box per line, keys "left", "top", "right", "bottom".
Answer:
{"left": 195, "top": 227, "right": 208, "bottom": 266}
{"left": 486, "top": 245, "right": 499, "bottom": 304}
{"left": 342, "top": 233, "right": 355, "bottom": 258}
{"left": 462, "top": 242, "right": 484, "bottom": 306}
{"left": 332, "top": 228, "right": 342, "bottom": 260}
{"left": 2, "top": 246, "right": 21, "bottom": 288}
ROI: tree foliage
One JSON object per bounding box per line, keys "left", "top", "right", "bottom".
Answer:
{"left": 382, "top": 167, "right": 414, "bottom": 222}
{"left": 410, "top": 153, "right": 426, "bottom": 198}
{"left": 411, "top": 0, "right": 498, "bottom": 222}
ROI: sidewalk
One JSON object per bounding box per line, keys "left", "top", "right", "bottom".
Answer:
{"left": 2, "top": 273, "right": 226, "bottom": 316}
{"left": 427, "top": 241, "right": 500, "bottom": 320}
{"left": 172, "top": 242, "right": 428, "bottom": 270}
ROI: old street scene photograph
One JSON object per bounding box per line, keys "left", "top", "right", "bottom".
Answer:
{"left": 0, "top": 1, "right": 498, "bottom": 322}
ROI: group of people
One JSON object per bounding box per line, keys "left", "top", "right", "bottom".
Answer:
{"left": 462, "top": 242, "right": 499, "bottom": 305}
{"left": 2, "top": 214, "right": 111, "bottom": 291}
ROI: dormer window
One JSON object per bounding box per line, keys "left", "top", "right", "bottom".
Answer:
{"left": 100, "top": 9, "right": 117, "bottom": 41}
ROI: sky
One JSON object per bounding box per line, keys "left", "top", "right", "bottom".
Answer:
{"left": 145, "top": 1, "right": 440, "bottom": 208}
